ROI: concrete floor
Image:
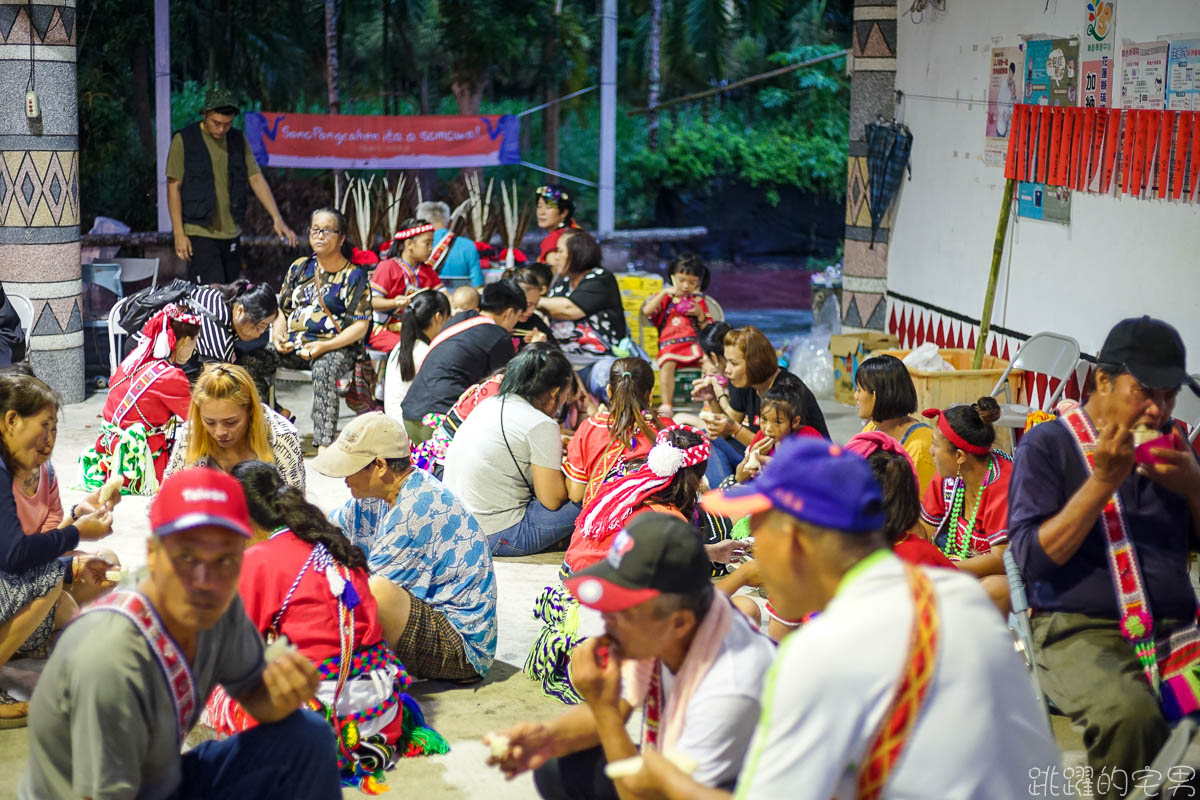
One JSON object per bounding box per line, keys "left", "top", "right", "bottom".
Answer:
{"left": 0, "top": 381, "right": 1089, "bottom": 797}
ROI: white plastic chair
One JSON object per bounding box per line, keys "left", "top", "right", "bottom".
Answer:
{"left": 989, "top": 332, "right": 1080, "bottom": 430}
{"left": 113, "top": 257, "right": 159, "bottom": 291}
{"left": 106, "top": 297, "right": 131, "bottom": 378}
{"left": 7, "top": 293, "right": 33, "bottom": 351}
{"left": 1173, "top": 375, "right": 1200, "bottom": 445}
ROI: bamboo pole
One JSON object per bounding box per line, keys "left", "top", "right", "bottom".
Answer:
{"left": 973, "top": 177, "right": 1015, "bottom": 369}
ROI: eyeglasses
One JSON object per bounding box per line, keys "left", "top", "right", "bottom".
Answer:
{"left": 309, "top": 226, "right": 340, "bottom": 239}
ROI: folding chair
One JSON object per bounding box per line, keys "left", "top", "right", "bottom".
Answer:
{"left": 1004, "top": 549, "right": 1049, "bottom": 713}
{"left": 1172, "top": 376, "right": 1200, "bottom": 445}
{"left": 7, "top": 293, "right": 34, "bottom": 352}
{"left": 112, "top": 257, "right": 160, "bottom": 292}
{"left": 107, "top": 297, "right": 130, "bottom": 378}
{"left": 989, "top": 332, "right": 1080, "bottom": 431}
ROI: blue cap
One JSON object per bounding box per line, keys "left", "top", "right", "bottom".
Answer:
{"left": 700, "top": 437, "right": 885, "bottom": 533}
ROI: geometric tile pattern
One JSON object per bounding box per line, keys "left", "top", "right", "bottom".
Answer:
{"left": 853, "top": 19, "right": 896, "bottom": 59}
{"left": 0, "top": 151, "right": 79, "bottom": 228}
{"left": 0, "top": 4, "right": 76, "bottom": 45}
{"left": 886, "top": 294, "right": 1096, "bottom": 410}
{"left": 846, "top": 156, "right": 872, "bottom": 228}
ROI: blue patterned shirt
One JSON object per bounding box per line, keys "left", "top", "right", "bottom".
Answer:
{"left": 330, "top": 469, "right": 497, "bottom": 675}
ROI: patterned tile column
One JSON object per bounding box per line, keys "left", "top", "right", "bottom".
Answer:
{"left": 0, "top": 1, "right": 82, "bottom": 402}
{"left": 841, "top": 0, "right": 897, "bottom": 332}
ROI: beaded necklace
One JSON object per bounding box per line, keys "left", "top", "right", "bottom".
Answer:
{"left": 943, "top": 454, "right": 998, "bottom": 560}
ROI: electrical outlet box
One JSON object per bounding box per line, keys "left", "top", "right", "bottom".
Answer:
{"left": 25, "top": 91, "right": 39, "bottom": 119}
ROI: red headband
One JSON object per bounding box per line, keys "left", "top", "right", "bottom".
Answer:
{"left": 922, "top": 408, "right": 990, "bottom": 456}
{"left": 393, "top": 223, "right": 435, "bottom": 241}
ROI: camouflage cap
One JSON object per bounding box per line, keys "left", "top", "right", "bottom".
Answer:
{"left": 202, "top": 86, "right": 240, "bottom": 114}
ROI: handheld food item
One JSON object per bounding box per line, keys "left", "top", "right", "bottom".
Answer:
{"left": 99, "top": 475, "right": 124, "bottom": 507}
{"left": 1134, "top": 428, "right": 1180, "bottom": 466}
{"left": 263, "top": 635, "right": 297, "bottom": 662}
{"left": 485, "top": 733, "right": 511, "bottom": 760}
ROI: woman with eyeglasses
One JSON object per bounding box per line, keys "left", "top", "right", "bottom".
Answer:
{"left": 258, "top": 208, "right": 372, "bottom": 452}
{"left": 165, "top": 363, "right": 305, "bottom": 491}
{"left": 534, "top": 184, "right": 582, "bottom": 263}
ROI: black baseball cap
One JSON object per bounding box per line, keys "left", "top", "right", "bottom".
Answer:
{"left": 1097, "top": 316, "right": 1200, "bottom": 395}
{"left": 564, "top": 513, "right": 712, "bottom": 613}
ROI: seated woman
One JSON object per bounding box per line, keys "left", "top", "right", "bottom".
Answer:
{"left": 166, "top": 363, "right": 304, "bottom": 491}
{"left": 536, "top": 231, "right": 629, "bottom": 400}
{"left": 855, "top": 354, "right": 936, "bottom": 492}
{"left": 263, "top": 208, "right": 372, "bottom": 451}
{"left": 564, "top": 425, "right": 709, "bottom": 576}
{"left": 508, "top": 264, "right": 553, "bottom": 348}
{"left": 80, "top": 305, "right": 201, "bottom": 495}
{"left": 921, "top": 397, "right": 1012, "bottom": 610}
{"left": 383, "top": 290, "right": 450, "bottom": 423}
{"left": 702, "top": 326, "right": 829, "bottom": 486}
{"left": 0, "top": 373, "right": 113, "bottom": 727}
{"left": 199, "top": 461, "right": 445, "bottom": 793}
{"left": 563, "top": 357, "right": 668, "bottom": 506}
{"left": 442, "top": 344, "right": 580, "bottom": 556}
{"left": 368, "top": 218, "right": 439, "bottom": 353}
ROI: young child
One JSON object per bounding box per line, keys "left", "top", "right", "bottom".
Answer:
{"left": 734, "top": 380, "right": 822, "bottom": 483}
{"left": 450, "top": 285, "right": 480, "bottom": 316}
{"left": 641, "top": 253, "right": 713, "bottom": 417}
{"left": 369, "top": 217, "right": 440, "bottom": 352}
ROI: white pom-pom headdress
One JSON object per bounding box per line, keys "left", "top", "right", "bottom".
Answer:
{"left": 577, "top": 425, "right": 710, "bottom": 540}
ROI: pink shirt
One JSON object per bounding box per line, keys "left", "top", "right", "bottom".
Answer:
{"left": 14, "top": 463, "right": 64, "bottom": 534}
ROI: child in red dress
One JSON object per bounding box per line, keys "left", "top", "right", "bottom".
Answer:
{"left": 369, "top": 217, "right": 441, "bottom": 352}
{"left": 733, "top": 380, "right": 823, "bottom": 483}
{"left": 641, "top": 254, "right": 713, "bottom": 418}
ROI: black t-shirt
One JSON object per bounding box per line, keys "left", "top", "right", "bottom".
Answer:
{"left": 548, "top": 268, "right": 629, "bottom": 353}
{"left": 401, "top": 311, "right": 516, "bottom": 420}
{"left": 728, "top": 371, "right": 830, "bottom": 439}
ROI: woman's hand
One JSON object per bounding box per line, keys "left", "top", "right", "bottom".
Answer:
{"left": 274, "top": 332, "right": 295, "bottom": 353}
{"left": 393, "top": 293, "right": 413, "bottom": 312}
{"left": 72, "top": 554, "right": 115, "bottom": 585}
{"left": 704, "top": 412, "right": 737, "bottom": 441}
{"left": 525, "top": 329, "right": 548, "bottom": 344}
{"left": 298, "top": 340, "right": 331, "bottom": 360}
{"left": 74, "top": 508, "right": 113, "bottom": 541}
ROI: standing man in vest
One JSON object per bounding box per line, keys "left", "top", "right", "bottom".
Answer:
{"left": 1008, "top": 316, "right": 1200, "bottom": 799}
{"left": 415, "top": 200, "right": 484, "bottom": 291}
{"left": 167, "top": 86, "right": 298, "bottom": 285}
{"left": 618, "top": 438, "right": 1060, "bottom": 799}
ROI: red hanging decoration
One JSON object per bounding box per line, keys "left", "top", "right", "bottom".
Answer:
{"left": 1005, "top": 105, "right": 1021, "bottom": 181}
{"left": 1015, "top": 105, "right": 1030, "bottom": 182}
{"left": 1101, "top": 108, "right": 1121, "bottom": 194}
{"left": 1057, "top": 107, "right": 1075, "bottom": 187}
{"left": 1157, "top": 111, "right": 1174, "bottom": 200}
{"left": 1190, "top": 113, "right": 1200, "bottom": 202}
{"left": 1172, "top": 111, "right": 1191, "bottom": 201}
{"left": 1142, "top": 112, "right": 1160, "bottom": 198}
{"left": 1037, "top": 106, "right": 1052, "bottom": 184}
{"left": 1048, "top": 107, "right": 1063, "bottom": 186}
{"left": 1080, "top": 107, "right": 1098, "bottom": 192}
{"left": 1122, "top": 110, "right": 1139, "bottom": 196}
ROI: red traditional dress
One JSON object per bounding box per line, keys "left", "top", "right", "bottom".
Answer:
{"left": 648, "top": 293, "right": 712, "bottom": 367}
{"left": 563, "top": 411, "right": 672, "bottom": 506}
{"left": 920, "top": 453, "right": 1014, "bottom": 561}
{"left": 79, "top": 305, "right": 197, "bottom": 495}
{"left": 368, "top": 257, "right": 442, "bottom": 352}
{"left": 200, "top": 530, "right": 446, "bottom": 792}
{"left": 538, "top": 222, "right": 581, "bottom": 262}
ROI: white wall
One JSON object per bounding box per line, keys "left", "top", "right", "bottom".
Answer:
{"left": 888, "top": 0, "right": 1200, "bottom": 363}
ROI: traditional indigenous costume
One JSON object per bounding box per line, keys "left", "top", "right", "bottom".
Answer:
{"left": 368, "top": 224, "right": 442, "bottom": 352}
{"left": 79, "top": 305, "right": 198, "bottom": 495}
{"left": 525, "top": 427, "right": 710, "bottom": 703}
{"left": 200, "top": 529, "right": 446, "bottom": 794}
{"left": 535, "top": 185, "right": 581, "bottom": 262}
{"left": 562, "top": 410, "right": 671, "bottom": 506}
{"left": 648, "top": 293, "right": 711, "bottom": 368}
{"left": 411, "top": 372, "right": 504, "bottom": 475}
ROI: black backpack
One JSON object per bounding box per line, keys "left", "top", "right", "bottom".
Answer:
{"left": 117, "top": 279, "right": 199, "bottom": 333}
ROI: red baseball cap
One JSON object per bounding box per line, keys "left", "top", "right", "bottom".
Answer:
{"left": 149, "top": 468, "right": 252, "bottom": 538}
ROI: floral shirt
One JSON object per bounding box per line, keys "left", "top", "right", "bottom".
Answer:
{"left": 329, "top": 468, "right": 498, "bottom": 675}
{"left": 279, "top": 255, "right": 371, "bottom": 346}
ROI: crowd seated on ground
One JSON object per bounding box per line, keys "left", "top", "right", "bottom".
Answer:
{"left": 166, "top": 363, "right": 305, "bottom": 491}
{"left": 443, "top": 344, "right": 580, "bottom": 556}
{"left": 81, "top": 304, "right": 201, "bottom": 495}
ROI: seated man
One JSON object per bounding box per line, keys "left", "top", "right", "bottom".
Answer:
{"left": 314, "top": 412, "right": 498, "bottom": 683}
{"left": 621, "top": 438, "right": 1060, "bottom": 799}
{"left": 1008, "top": 316, "right": 1200, "bottom": 798}
{"left": 20, "top": 468, "right": 339, "bottom": 800}
{"left": 487, "top": 513, "right": 775, "bottom": 798}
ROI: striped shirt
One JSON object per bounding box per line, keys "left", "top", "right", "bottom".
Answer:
{"left": 185, "top": 286, "right": 235, "bottom": 363}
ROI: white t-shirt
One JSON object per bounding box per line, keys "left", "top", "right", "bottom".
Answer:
{"left": 622, "top": 603, "right": 776, "bottom": 789}
{"left": 442, "top": 393, "right": 563, "bottom": 535}
{"left": 734, "top": 551, "right": 1061, "bottom": 799}
{"left": 383, "top": 339, "right": 429, "bottom": 422}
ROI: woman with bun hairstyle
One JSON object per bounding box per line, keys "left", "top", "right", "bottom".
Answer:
{"left": 920, "top": 397, "right": 1012, "bottom": 597}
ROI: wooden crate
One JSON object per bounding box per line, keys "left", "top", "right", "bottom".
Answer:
{"left": 874, "top": 348, "right": 1024, "bottom": 453}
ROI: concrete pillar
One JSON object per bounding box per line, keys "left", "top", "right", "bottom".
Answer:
{"left": 841, "top": 0, "right": 898, "bottom": 332}
{"left": 0, "top": 1, "right": 83, "bottom": 401}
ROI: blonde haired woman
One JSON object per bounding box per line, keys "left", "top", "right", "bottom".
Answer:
{"left": 165, "top": 364, "right": 305, "bottom": 490}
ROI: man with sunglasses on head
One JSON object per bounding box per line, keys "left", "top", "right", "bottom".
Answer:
{"left": 1008, "top": 316, "right": 1200, "bottom": 799}
{"left": 167, "top": 86, "right": 298, "bottom": 285}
